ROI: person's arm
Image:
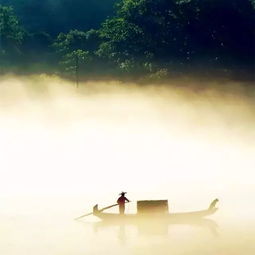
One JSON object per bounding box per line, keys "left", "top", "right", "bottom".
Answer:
{"left": 125, "top": 197, "right": 130, "bottom": 202}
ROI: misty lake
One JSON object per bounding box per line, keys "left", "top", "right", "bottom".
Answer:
{"left": 0, "top": 76, "right": 255, "bottom": 254}
{"left": 1, "top": 195, "right": 255, "bottom": 255}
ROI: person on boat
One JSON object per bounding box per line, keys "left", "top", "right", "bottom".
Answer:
{"left": 117, "top": 192, "right": 130, "bottom": 215}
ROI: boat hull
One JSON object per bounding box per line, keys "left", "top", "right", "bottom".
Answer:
{"left": 93, "top": 205, "right": 218, "bottom": 222}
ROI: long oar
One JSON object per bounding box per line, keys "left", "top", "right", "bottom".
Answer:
{"left": 75, "top": 202, "right": 131, "bottom": 220}
{"left": 74, "top": 203, "right": 119, "bottom": 220}
{"left": 74, "top": 212, "right": 94, "bottom": 220}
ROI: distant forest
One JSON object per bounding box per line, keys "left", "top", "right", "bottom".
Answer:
{"left": 0, "top": 0, "right": 254, "bottom": 82}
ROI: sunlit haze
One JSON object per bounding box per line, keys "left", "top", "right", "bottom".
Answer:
{"left": 1, "top": 0, "right": 254, "bottom": 253}
{"left": 0, "top": 75, "right": 254, "bottom": 254}
{"left": 1, "top": 75, "right": 254, "bottom": 199}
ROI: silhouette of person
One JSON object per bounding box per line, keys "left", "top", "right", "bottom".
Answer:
{"left": 117, "top": 192, "right": 130, "bottom": 215}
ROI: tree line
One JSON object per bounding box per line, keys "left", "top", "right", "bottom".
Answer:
{"left": 0, "top": 0, "right": 254, "bottom": 82}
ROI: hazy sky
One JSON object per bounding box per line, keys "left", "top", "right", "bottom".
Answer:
{"left": 0, "top": 75, "right": 254, "bottom": 208}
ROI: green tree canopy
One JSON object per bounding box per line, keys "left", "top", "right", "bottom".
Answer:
{"left": 0, "top": 5, "right": 24, "bottom": 55}
{"left": 99, "top": 0, "right": 255, "bottom": 74}
{"left": 60, "top": 49, "right": 90, "bottom": 75}
{"left": 52, "top": 29, "right": 102, "bottom": 77}
{"left": 53, "top": 29, "right": 101, "bottom": 56}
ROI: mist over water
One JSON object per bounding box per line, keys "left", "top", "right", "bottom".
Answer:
{"left": 0, "top": 75, "right": 254, "bottom": 254}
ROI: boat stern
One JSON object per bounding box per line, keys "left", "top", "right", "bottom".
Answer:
{"left": 93, "top": 204, "right": 99, "bottom": 215}
{"left": 209, "top": 199, "right": 219, "bottom": 210}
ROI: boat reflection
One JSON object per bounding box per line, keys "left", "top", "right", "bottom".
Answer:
{"left": 92, "top": 218, "right": 218, "bottom": 240}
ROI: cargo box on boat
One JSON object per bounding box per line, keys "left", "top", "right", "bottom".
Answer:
{"left": 137, "top": 200, "right": 168, "bottom": 214}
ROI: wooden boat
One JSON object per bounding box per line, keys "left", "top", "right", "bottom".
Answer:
{"left": 93, "top": 199, "right": 219, "bottom": 222}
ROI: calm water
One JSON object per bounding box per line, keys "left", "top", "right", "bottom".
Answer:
{"left": 0, "top": 77, "right": 255, "bottom": 254}
{"left": 0, "top": 195, "right": 255, "bottom": 255}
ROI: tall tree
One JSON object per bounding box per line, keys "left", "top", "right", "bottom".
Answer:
{"left": 0, "top": 5, "right": 24, "bottom": 55}
{"left": 53, "top": 29, "right": 102, "bottom": 77}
